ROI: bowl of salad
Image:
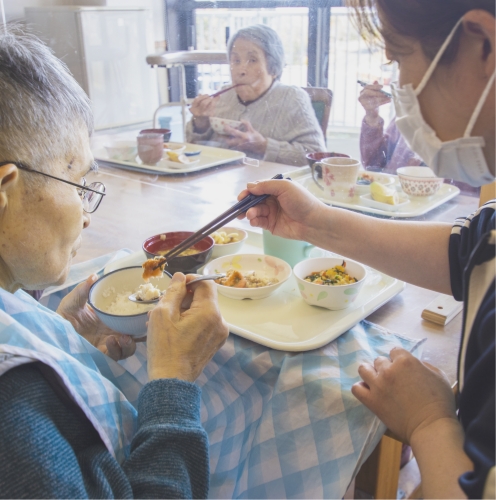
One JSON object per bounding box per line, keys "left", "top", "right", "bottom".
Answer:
{"left": 293, "top": 257, "right": 367, "bottom": 310}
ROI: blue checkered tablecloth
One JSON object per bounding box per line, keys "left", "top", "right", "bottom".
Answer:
{"left": 40, "top": 251, "right": 423, "bottom": 499}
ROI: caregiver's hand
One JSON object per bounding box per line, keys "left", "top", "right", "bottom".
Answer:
{"left": 225, "top": 120, "right": 267, "bottom": 156}
{"left": 147, "top": 273, "right": 229, "bottom": 382}
{"left": 352, "top": 347, "right": 458, "bottom": 444}
{"left": 57, "top": 274, "right": 139, "bottom": 361}
{"left": 237, "top": 178, "right": 326, "bottom": 242}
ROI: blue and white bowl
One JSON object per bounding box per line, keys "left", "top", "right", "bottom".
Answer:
{"left": 88, "top": 266, "right": 171, "bottom": 337}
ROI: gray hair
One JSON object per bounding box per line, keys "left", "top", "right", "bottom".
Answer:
{"left": 0, "top": 24, "right": 93, "bottom": 178}
{"left": 227, "top": 25, "right": 285, "bottom": 80}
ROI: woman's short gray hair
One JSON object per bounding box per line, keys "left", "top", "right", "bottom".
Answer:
{"left": 0, "top": 24, "right": 93, "bottom": 177}
{"left": 227, "top": 25, "right": 285, "bottom": 80}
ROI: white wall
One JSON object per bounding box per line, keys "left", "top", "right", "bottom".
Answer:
{"left": 4, "top": 0, "right": 65, "bottom": 21}
{"left": 3, "top": 0, "right": 165, "bottom": 43}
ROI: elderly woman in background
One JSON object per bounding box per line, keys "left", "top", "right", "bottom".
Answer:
{"left": 0, "top": 27, "right": 228, "bottom": 498}
{"left": 186, "top": 24, "right": 326, "bottom": 166}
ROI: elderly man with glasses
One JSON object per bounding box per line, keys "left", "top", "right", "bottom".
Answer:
{"left": 0, "top": 26, "right": 228, "bottom": 498}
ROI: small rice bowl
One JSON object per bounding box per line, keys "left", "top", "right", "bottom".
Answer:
{"left": 89, "top": 266, "right": 172, "bottom": 336}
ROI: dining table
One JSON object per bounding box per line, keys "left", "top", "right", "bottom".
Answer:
{"left": 73, "top": 149, "right": 479, "bottom": 498}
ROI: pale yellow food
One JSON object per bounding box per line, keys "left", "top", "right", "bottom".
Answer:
{"left": 160, "top": 234, "right": 167, "bottom": 241}
{"left": 157, "top": 248, "right": 199, "bottom": 257}
{"left": 370, "top": 181, "right": 399, "bottom": 205}
{"left": 216, "top": 269, "right": 278, "bottom": 288}
{"left": 212, "top": 231, "right": 241, "bottom": 245}
{"left": 166, "top": 151, "right": 190, "bottom": 164}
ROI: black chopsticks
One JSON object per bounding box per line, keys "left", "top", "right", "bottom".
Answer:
{"left": 152, "top": 174, "right": 284, "bottom": 270}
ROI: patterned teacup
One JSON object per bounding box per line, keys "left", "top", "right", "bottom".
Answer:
{"left": 311, "top": 157, "right": 361, "bottom": 201}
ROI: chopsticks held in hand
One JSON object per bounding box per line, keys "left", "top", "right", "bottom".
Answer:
{"left": 153, "top": 173, "right": 285, "bottom": 270}
{"left": 209, "top": 83, "right": 244, "bottom": 99}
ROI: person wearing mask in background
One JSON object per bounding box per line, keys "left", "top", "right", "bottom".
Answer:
{"left": 237, "top": 1, "right": 495, "bottom": 497}
{"left": 186, "top": 24, "right": 326, "bottom": 167}
{"left": 359, "top": 80, "right": 423, "bottom": 172}
{"left": 359, "top": 80, "right": 479, "bottom": 195}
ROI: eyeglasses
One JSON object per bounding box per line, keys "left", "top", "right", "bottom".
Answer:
{"left": 0, "top": 161, "right": 106, "bottom": 214}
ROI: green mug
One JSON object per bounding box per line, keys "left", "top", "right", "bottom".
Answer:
{"left": 263, "top": 230, "right": 315, "bottom": 268}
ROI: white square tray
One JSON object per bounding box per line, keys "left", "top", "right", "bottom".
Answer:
{"left": 105, "top": 230, "right": 405, "bottom": 351}
{"left": 93, "top": 142, "right": 245, "bottom": 175}
{"left": 288, "top": 167, "right": 460, "bottom": 218}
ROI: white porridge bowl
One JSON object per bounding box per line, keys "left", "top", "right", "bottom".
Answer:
{"left": 210, "top": 117, "right": 243, "bottom": 135}
{"left": 397, "top": 166, "right": 443, "bottom": 197}
{"left": 211, "top": 226, "right": 248, "bottom": 259}
{"left": 293, "top": 257, "right": 367, "bottom": 310}
{"left": 203, "top": 254, "right": 292, "bottom": 300}
{"left": 88, "top": 266, "right": 172, "bottom": 337}
{"left": 104, "top": 141, "right": 138, "bottom": 162}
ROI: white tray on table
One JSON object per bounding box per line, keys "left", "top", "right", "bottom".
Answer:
{"left": 287, "top": 167, "right": 460, "bottom": 218}
{"left": 105, "top": 230, "right": 405, "bottom": 351}
{"left": 93, "top": 142, "right": 245, "bottom": 175}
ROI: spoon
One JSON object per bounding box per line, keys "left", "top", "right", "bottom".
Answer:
{"left": 128, "top": 273, "right": 226, "bottom": 304}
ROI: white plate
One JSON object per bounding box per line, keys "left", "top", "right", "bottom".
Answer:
{"left": 105, "top": 230, "right": 404, "bottom": 351}
{"left": 355, "top": 172, "right": 396, "bottom": 195}
{"left": 289, "top": 167, "right": 460, "bottom": 218}
{"left": 360, "top": 193, "right": 410, "bottom": 212}
{"left": 93, "top": 142, "right": 245, "bottom": 175}
{"left": 160, "top": 158, "right": 200, "bottom": 169}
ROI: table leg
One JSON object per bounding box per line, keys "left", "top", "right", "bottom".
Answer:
{"left": 355, "top": 434, "right": 403, "bottom": 499}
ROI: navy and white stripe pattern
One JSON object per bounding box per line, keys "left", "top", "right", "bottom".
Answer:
{"left": 449, "top": 200, "right": 495, "bottom": 499}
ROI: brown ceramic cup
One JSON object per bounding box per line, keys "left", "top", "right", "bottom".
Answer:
{"left": 137, "top": 133, "right": 164, "bottom": 166}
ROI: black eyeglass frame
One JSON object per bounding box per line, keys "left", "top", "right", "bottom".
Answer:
{"left": 0, "top": 160, "right": 106, "bottom": 213}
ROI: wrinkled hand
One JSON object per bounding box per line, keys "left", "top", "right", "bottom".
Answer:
{"left": 57, "top": 274, "right": 140, "bottom": 361}
{"left": 237, "top": 178, "right": 326, "bottom": 242}
{"left": 190, "top": 94, "right": 218, "bottom": 133}
{"left": 352, "top": 347, "right": 458, "bottom": 443}
{"left": 224, "top": 120, "right": 267, "bottom": 156}
{"left": 358, "top": 80, "right": 391, "bottom": 124}
{"left": 190, "top": 94, "right": 218, "bottom": 118}
{"left": 147, "top": 273, "right": 229, "bottom": 382}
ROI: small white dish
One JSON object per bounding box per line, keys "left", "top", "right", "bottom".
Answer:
{"left": 211, "top": 227, "right": 248, "bottom": 259}
{"left": 293, "top": 257, "right": 367, "bottom": 310}
{"left": 164, "top": 142, "right": 187, "bottom": 154}
{"left": 355, "top": 171, "right": 396, "bottom": 195}
{"left": 210, "top": 117, "right": 243, "bottom": 135}
{"left": 88, "top": 266, "right": 172, "bottom": 337}
{"left": 203, "top": 254, "right": 292, "bottom": 300}
{"left": 104, "top": 141, "right": 138, "bottom": 162}
{"left": 160, "top": 158, "right": 201, "bottom": 169}
{"left": 360, "top": 193, "right": 410, "bottom": 212}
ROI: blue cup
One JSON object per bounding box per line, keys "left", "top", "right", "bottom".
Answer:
{"left": 159, "top": 116, "right": 173, "bottom": 129}
{"left": 263, "top": 230, "right": 315, "bottom": 268}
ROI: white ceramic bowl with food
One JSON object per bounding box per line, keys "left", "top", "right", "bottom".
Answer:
{"left": 104, "top": 140, "right": 138, "bottom": 162}
{"left": 293, "top": 257, "right": 367, "bottom": 310}
{"left": 355, "top": 171, "right": 396, "bottom": 195}
{"left": 164, "top": 142, "right": 187, "bottom": 155}
{"left": 211, "top": 227, "right": 248, "bottom": 259}
{"left": 210, "top": 117, "right": 243, "bottom": 135}
{"left": 88, "top": 266, "right": 172, "bottom": 337}
{"left": 203, "top": 254, "right": 292, "bottom": 300}
{"left": 397, "top": 166, "right": 444, "bottom": 197}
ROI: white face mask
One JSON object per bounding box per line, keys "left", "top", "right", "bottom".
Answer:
{"left": 391, "top": 18, "right": 495, "bottom": 187}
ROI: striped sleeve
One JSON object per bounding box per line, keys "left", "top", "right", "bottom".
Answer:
{"left": 449, "top": 200, "right": 496, "bottom": 300}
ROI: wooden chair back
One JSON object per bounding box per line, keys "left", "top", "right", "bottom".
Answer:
{"left": 302, "top": 87, "right": 333, "bottom": 137}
